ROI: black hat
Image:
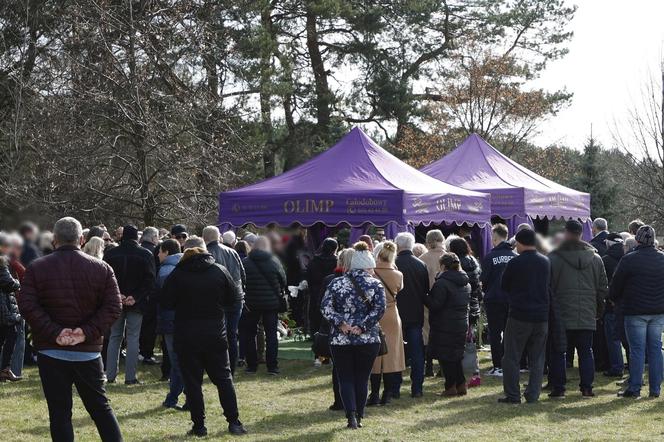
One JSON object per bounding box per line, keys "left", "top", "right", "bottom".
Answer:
{"left": 122, "top": 225, "right": 139, "bottom": 241}
{"left": 606, "top": 232, "right": 623, "bottom": 242}
{"left": 515, "top": 229, "right": 536, "bottom": 247}
{"left": 171, "top": 224, "right": 187, "bottom": 236}
{"left": 321, "top": 238, "right": 338, "bottom": 256}
{"left": 565, "top": 220, "right": 584, "bottom": 235}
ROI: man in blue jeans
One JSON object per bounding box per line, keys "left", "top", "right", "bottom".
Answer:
{"left": 610, "top": 225, "right": 664, "bottom": 398}
{"left": 394, "top": 232, "right": 430, "bottom": 398}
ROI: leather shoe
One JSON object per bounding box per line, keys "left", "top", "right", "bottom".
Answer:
{"left": 498, "top": 397, "right": 521, "bottom": 404}
{"left": 187, "top": 426, "right": 207, "bottom": 437}
{"left": 366, "top": 393, "right": 380, "bottom": 407}
{"left": 229, "top": 421, "right": 247, "bottom": 435}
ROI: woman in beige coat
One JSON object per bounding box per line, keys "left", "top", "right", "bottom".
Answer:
{"left": 367, "top": 241, "right": 405, "bottom": 406}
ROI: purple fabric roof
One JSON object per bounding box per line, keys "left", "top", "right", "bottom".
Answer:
{"left": 219, "top": 128, "right": 491, "bottom": 227}
{"left": 420, "top": 133, "right": 590, "bottom": 220}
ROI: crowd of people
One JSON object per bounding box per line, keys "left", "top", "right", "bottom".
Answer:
{"left": 1, "top": 215, "right": 663, "bottom": 440}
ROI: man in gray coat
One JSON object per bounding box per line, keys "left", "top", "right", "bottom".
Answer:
{"left": 548, "top": 220, "right": 608, "bottom": 398}
{"left": 203, "top": 226, "right": 246, "bottom": 374}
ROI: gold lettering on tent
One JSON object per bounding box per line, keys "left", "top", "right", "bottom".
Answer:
{"left": 283, "top": 199, "right": 335, "bottom": 214}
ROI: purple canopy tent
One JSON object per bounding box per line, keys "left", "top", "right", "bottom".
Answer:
{"left": 420, "top": 133, "right": 592, "bottom": 239}
{"left": 219, "top": 128, "right": 492, "bottom": 247}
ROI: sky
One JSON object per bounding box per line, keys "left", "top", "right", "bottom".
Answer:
{"left": 532, "top": 0, "right": 664, "bottom": 149}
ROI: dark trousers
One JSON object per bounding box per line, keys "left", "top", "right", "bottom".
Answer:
{"left": 37, "top": 354, "right": 122, "bottom": 442}
{"left": 139, "top": 302, "right": 158, "bottom": 359}
{"left": 0, "top": 323, "right": 18, "bottom": 369}
{"left": 331, "top": 344, "right": 379, "bottom": 418}
{"left": 369, "top": 371, "right": 399, "bottom": 396}
{"left": 604, "top": 312, "right": 625, "bottom": 375}
{"left": 176, "top": 332, "right": 239, "bottom": 428}
{"left": 308, "top": 292, "right": 323, "bottom": 337}
{"left": 160, "top": 337, "right": 171, "bottom": 379}
{"left": 485, "top": 302, "right": 509, "bottom": 369}
{"left": 440, "top": 359, "right": 465, "bottom": 390}
{"left": 400, "top": 325, "right": 424, "bottom": 394}
{"left": 547, "top": 339, "right": 567, "bottom": 392}
{"left": 332, "top": 365, "right": 342, "bottom": 406}
{"left": 242, "top": 309, "right": 279, "bottom": 371}
{"left": 224, "top": 303, "right": 242, "bottom": 374}
{"left": 502, "top": 317, "right": 548, "bottom": 402}
{"left": 560, "top": 329, "right": 595, "bottom": 391}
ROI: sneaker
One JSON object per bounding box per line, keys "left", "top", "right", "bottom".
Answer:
{"left": 487, "top": 367, "right": 503, "bottom": 377}
{"left": 187, "top": 426, "right": 208, "bottom": 437}
{"left": 237, "top": 359, "right": 246, "bottom": 368}
{"left": 618, "top": 390, "right": 640, "bottom": 398}
{"left": 229, "top": 421, "right": 247, "bottom": 435}
{"left": 142, "top": 357, "right": 159, "bottom": 366}
{"left": 313, "top": 359, "right": 322, "bottom": 368}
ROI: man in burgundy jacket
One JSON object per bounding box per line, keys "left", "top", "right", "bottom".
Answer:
{"left": 18, "top": 217, "right": 123, "bottom": 442}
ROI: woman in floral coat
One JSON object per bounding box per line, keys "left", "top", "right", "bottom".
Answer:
{"left": 321, "top": 241, "right": 386, "bottom": 430}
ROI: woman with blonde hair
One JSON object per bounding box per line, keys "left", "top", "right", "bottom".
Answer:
{"left": 82, "top": 236, "right": 105, "bottom": 259}
{"left": 368, "top": 241, "right": 404, "bottom": 406}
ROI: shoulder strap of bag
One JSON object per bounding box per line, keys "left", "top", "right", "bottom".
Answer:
{"left": 373, "top": 269, "right": 396, "bottom": 301}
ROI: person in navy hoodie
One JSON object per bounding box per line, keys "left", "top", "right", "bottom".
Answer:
{"left": 480, "top": 224, "right": 517, "bottom": 377}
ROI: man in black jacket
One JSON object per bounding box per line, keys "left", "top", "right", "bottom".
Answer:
{"left": 104, "top": 225, "right": 156, "bottom": 384}
{"left": 162, "top": 246, "right": 246, "bottom": 437}
{"left": 498, "top": 229, "right": 550, "bottom": 404}
{"left": 203, "top": 226, "right": 246, "bottom": 375}
{"left": 242, "top": 236, "right": 287, "bottom": 375}
{"left": 590, "top": 218, "right": 609, "bottom": 256}
{"left": 394, "top": 232, "right": 429, "bottom": 398}
{"left": 602, "top": 233, "right": 626, "bottom": 377}
{"left": 610, "top": 225, "right": 664, "bottom": 398}
{"left": 481, "top": 223, "right": 516, "bottom": 377}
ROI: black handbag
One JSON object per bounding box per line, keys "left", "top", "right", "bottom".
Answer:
{"left": 253, "top": 259, "right": 289, "bottom": 313}
{"left": 347, "top": 276, "right": 388, "bottom": 356}
{"left": 312, "top": 323, "right": 332, "bottom": 358}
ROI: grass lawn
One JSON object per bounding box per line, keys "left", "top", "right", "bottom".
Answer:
{"left": 2, "top": 341, "right": 664, "bottom": 441}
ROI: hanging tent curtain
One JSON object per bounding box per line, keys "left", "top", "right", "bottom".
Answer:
{"left": 420, "top": 133, "right": 592, "bottom": 240}
{"left": 219, "top": 127, "right": 492, "bottom": 247}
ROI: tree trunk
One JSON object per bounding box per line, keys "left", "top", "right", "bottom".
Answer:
{"left": 305, "top": 5, "right": 331, "bottom": 140}
{"left": 260, "top": 5, "right": 276, "bottom": 177}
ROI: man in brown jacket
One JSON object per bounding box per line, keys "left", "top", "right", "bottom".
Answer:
{"left": 18, "top": 217, "right": 123, "bottom": 442}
